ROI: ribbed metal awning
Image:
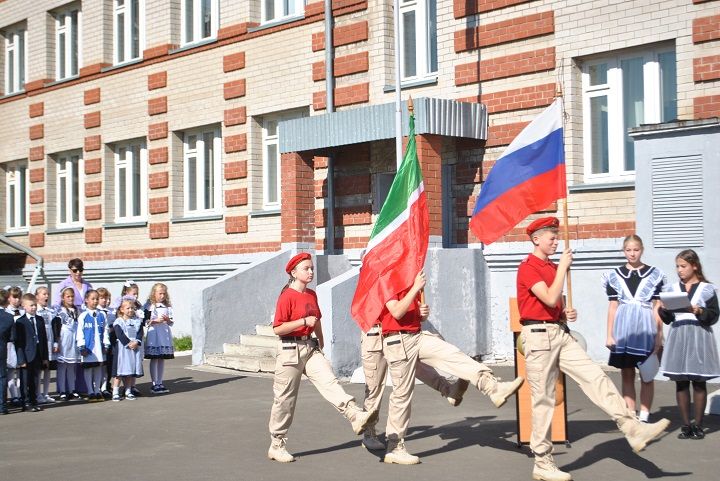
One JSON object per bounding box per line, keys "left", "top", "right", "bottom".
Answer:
{"left": 279, "top": 97, "right": 488, "bottom": 153}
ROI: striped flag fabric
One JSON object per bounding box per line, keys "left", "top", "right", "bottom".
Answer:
{"left": 351, "top": 112, "right": 429, "bottom": 332}
{"left": 469, "top": 98, "right": 566, "bottom": 245}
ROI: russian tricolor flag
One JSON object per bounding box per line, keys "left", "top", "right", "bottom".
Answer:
{"left": 469, "top": 98, "right": 566, "bottom": 245}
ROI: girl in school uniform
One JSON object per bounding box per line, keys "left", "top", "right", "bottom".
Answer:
{"left": 53, "top": 287, "right": 81, "bottom": 401}
{"left": 5, "top": 286, "right": 24, "bottom": 405}
{"left": 76, "top": 290, "right": 109, "bottom": 402}
{"left": 660, "top": 249, "right": 720, "bottom": 440}
{"left": 112, "top": 298, "right": 145, "bottom": 401}
{"left": 35, "top": 287, "right": 57, "bottom": 404}
{"left": 96, "top": 288, "right": 114, "bottom": 398}
{"left": 603, "top": 235, "right": 666, "bottom": 422}
{"left": 111, "top": 282, "right": 144, "bottom": 397}
{"left": 144, "top": 283, "right": 175, "bottom": 394}
{"left": 267, "top": 253, "right": 375, "bottom": 463}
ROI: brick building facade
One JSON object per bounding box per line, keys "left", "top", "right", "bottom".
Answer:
{"left": 1, "top": 0, "right": 718, "bottom": 352}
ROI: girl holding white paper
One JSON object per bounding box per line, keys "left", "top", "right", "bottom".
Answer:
{"left": 659, "top": 249, "right": 720, "bottom": 440}
{"left": 603, "top": 235, "right": 666, "bottom": 423}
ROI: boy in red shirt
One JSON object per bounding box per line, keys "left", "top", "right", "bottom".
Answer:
{"left": 517, "top": 217, "right": 670, "bottom": 481}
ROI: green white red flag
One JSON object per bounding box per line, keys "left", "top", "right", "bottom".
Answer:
{"left": 350, "top": 112, "right": 429, "bottom": 332}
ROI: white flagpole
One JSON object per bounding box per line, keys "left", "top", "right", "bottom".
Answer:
{"left": 394, "top": 0, "right": 402, "bottom": 169}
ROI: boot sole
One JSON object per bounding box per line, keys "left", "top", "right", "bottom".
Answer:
{"left": 491, "top": 377, "right": 524, "bottom": 408}
{"left": 532, "top": 473, "right": 572, "bottom": 481}
{"left": 631, "top": 418, "right": 670, "bottom": 452}
{"left": 268, "top": 454, "right": 295, "bottom": 463}
{"left": 383, "top": 456, "right": 420, "bottom": 465}
{"left": 353, "top": 409, "right": 380, "bottom": 435}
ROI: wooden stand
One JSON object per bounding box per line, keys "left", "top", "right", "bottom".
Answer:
{"left": 509, "top": 297, "right": 569, "bottom": 447}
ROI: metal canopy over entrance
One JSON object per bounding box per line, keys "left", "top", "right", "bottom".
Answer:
{"left": 279, "top": 97, "right": 488, "bottom": 153}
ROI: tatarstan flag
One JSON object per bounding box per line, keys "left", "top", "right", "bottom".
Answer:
{"left": 351, "top": 111, "right": 429, "bottom": 332}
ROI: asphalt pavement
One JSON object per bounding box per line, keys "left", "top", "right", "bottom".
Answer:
{"left": 1, "top": 357, "right": 716, "bottom": 481}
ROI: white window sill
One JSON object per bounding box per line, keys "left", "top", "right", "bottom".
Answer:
{"left": 47, "top": 226, "right": 84, "bottom": 235}
{"left": 250, "top": 209, "right": 281, "bottom": 218}
{"left": 1, "top": 90, "right": 26, "bottom": 100}
{"left": 569, "top": 180, "right": 635, "bottom": 192}
{"left": 383, "top": 75, "right": 438, "bottom": 92}
{"left": 104, "top": 221, "right": 148, "bottom": 229}
{"left": 103, "top": 58, "right": 143, "bottom": 72}
{"left": 48, "top": 75, "right": 80, "bottom": 87}
{"left": 251, "top": 14, "right": 305, "bottom": 32}
{"left": 173, "top": 37, "right": 217, "bottom": 54}
{"left": 171, "top": 213, "right": 223, "bottom": 224}
{"left": 3, "top": 229, "right": 29, "bottom": 237}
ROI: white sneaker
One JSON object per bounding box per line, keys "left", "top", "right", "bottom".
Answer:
{"left": 125, "top": 393, "right": 136, "bottom": 400}
{"left": 362, "top": 426, "right": 386, "bottom": 450}
{"left": 44, "top": 394, "right": 56, "bottom": 403}
{"left": 384, "top": 439, "right": 420, "bottom": 465}
{"left": 268, "top": 437, "right": 295, "bottom": 463}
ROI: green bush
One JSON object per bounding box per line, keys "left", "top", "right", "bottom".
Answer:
{"left": 173, "top": 335, "right": 192, "bottom": 351}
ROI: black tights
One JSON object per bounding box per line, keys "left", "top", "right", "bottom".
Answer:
{"left": 675, "top": 381, "right": 707, "bottom": 426}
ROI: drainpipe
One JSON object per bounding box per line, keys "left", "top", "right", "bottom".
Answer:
{"left": 0, "top": 235, "right": 44, "bottom": 292}
{"left": 324, "top": 0, "right": 336, "bottom": 254}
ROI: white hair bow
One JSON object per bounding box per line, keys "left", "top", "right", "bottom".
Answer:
{"left": 124, "top": 280, "right": 135, "bottom": 287}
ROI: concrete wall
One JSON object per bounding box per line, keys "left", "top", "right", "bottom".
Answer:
{"left": 193, "top": 250, "right": 289, "bottom": 364}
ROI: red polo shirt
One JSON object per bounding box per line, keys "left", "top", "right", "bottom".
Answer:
{"left": 273, "top": 287, "right": 320, "bottom": 337}
{"left": 516, "top": 254, "right": 564, "bottom": 321}
{"left": 378, "top": 290, "right": 422, "bottom": 334}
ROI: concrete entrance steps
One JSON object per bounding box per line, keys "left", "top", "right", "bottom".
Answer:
{"left": 204, "top": 324, "right": 277, "bottom": 373}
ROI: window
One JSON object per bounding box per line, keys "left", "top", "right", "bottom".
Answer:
{"left": 55, "top": 7, "right": 81, "bottom": 80}
{"left": 5, "top": 162, "right": 28, "bottom": 231}
{"left": 183, "top": 127, "right": 221, "bottom": 215}
{"left": 181, "top": 0, "right": 218, "bottom": 45}
{"left": 399, "top": 0, "right": 437, "bottom": 81}
{"left": 262, "top": 0, "right": 304, "bottom": 23}
{"left": 114, "top": 140, "right": 147, "bottom": 222}
{"left": 56, "top": 153, "right": 82, "bottom": 227}
{"left": 4, "top": 27, "right": 26, "bottom": 94}
{"left": 582, "top": 46, "right": 677, "bottom": 181}
{"left": 114, "top": 0, "right": 144, "bottom": 64}
{"left": 262, "top": 118, "right": 280, "bottom": 208}
{"left": 260, "top": 111, "right": 307, "bottom": 209}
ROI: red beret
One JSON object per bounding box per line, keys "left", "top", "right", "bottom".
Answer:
{"left": 526, "top": 217, "right": 559, "bottom": 236}
{"left": 286, "top": 253, "right": 312, "bottom": 274}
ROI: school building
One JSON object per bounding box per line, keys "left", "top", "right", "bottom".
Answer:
{"left": 1, "top": 0, "right": 718, "bottom": 376}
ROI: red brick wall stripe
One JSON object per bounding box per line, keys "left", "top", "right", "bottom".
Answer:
{"left": 693, "top": 55, "right": 720, "bottom": 82}
{"left": 223, "top": 52, "right": 246, "bottom": 72}
{"left": 148, "top": 71, "right": 167, "bottom": 90}
{"left": 455, "top": 47, "right": 555, "bottom": 86}
{"left": 85, "top": 158, "right": 102, "bottom": 174}
{"left": 313, "top": 82, "right": 369, "bottom": 110}
{"left": 224, "top": 188, "right": 248, "bottom": 207}
{"left": 458, "top": 83, "right": 556, "bottom": 114}
{"left": 149, "top": 172, "right": 169, "bottom": 189}
{"left": 148, "top": 122, "right": 169, "bottom": 140}
{"left": 312, "top": 20, "right": 369, "bottom": 51}
{"left": 455, "top": 11, "right": 554, "bottom": 53}
{"left": 224, "top": 79, "right": 246, "bottom": 100}
{"left": 29, "top": 102, "right": 44, "bottom": 118}
{"left": 224, "top": 107, "right": 247, "bottom": 127}
{"left": 84, "top": 111, "right": 101, "bottom": 129}
{"left": 84, "top": 135, "right": 102, "bottom": 152}
{"left": 29, "top": 211, "right": 44, "bottom": 226}
{"left": 693, "top": 14, "right": 720, "bottom": 44}
{"left": 454, "top": 0, "right": 537, "bottom": 19}
{"left": 225, "top": 216, "right": 249, "bottom": 234}
{"left": 85, "top": 228, "right": 103, "bottom": 244}
{"left": 148, "top": 96, "right": 168, "bottom": 115}
{"left": 486, "top": 121, "right": 530, "bottom": 147}
{"left": 694, "top": 95, "right": 720, "bottom": 119}
{"left": 29, "top": 168, "right": 44, "bottom": 183}
{"left": 312, "top": 52, "right": 369, "bottom": 81}
{"left": 224, "top": 160, "right": 248, "bottom": 180}
{"left": 224, "top": 133, "right": 248, "bottom": 153}
{"left": 29, "top": 189, "right": 44, "bottom": 204}
{"left": 84, "top": 88, "right": 101, "bottom": 105}
{"left": 149, "top": 197, "right": 169, "bottom": 214}
{"left": 29, "top": 124, "right": 44, "bottom": 140}
{"left": 149, "top": 147, "right": 169, "bottom": 165}
{"left": 304, "top": 0, "right": 368, "bottom": 17}
{"left": 29, "top": 146, "right": 44, "bottom": 161}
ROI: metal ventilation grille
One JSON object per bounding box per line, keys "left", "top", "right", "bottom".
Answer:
{"left": 651, "top": 154, "right": 704, "bottom": 248}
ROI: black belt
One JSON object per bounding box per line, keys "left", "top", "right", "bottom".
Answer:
{"left": 521, "top": 320, "right": 569, "bottom": 332}
{"left": 280, "top": 335, "right": 311, "bottom": 341}
{"left": 384, "top": 330, "right": 417, "bottom": 337}
{"left": 521, "top": 320, "right": 559, "bottom": 326}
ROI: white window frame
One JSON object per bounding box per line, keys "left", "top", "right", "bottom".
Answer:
{"left": 181, "top": 0, "right": 219, "bottom": 46}
{"left": 5, "top": 162, "right": 29, "bottom": 232}
{"left": 261, "top": 0, "right": 304, "bottom": 24}
{"left": 261, "top": 117, "right": 281, "bottom": 209}
{"left": 582, "top": 47, "right": 676, "bottom": 183}
{"left": 56, "top": 153, "right": 83, "bottom": 228}
{"left": 399, "top": 0, "right": 437, "bottom": 82}
{"left": 55, "top": 6, "right": 82, "bottom": 80}
{"left": 113, "top": 0, "right": 145, "bottom": 65}
{"left": 183, "top": 126, "right": 221, "bottom": 217}
{"left": 114, "top": 140, "right": 148, "bottom": 223}
{"left": 4, "top": 27, "right": 27, "bottom": 94}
